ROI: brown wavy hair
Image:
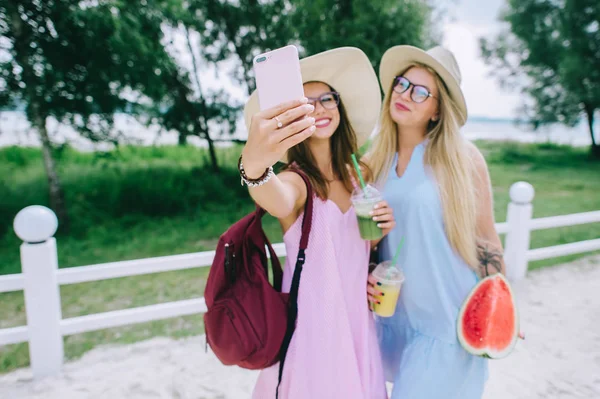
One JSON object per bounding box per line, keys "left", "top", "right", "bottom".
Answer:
{"left": 284, "top": 82, "right": 370, "bottom": 199}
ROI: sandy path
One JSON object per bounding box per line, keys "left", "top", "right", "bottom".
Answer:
{"left": 1, "top": 256, "right": 599, "bottom": 399}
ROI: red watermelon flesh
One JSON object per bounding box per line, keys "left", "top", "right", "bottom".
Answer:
{"left": 457, "top": 273, "right": 519, "bottom": 359}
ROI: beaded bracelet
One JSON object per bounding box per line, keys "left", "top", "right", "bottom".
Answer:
{"left": 238, "top": 155, "right": 274, "bottom": 187}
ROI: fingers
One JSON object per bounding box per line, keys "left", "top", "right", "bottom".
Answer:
{"left": 370, "top": 207, "right": 392, "bottom": 217}
{"left": 369, "top": 201, "right": 391, "bottom": 217}
{"left": 367, "top": 294, "right": 381, "bottom": 305}
{"left": 367, "top": 274, "right": 379, "bottom": 285}
{"left": 259, "top": 97, "right": 308, "bottom": 120}
{"left": 372, "top": 213, "right": 394, "bottom": 223}
{"left": 271, "top": 103, "right": 315, "bottom": 128}
{"left": 378, "top": 221, "right": 396, "bottom": 230}
{"left": 367, "top": 276, "right": 383, "bottom": 311}
{"left": 372, "top": 211, "right": 394, "bottom": 229}
{"left": 369, "top": 200, "right": 394, "bottom": 230}
{"left": 373, "top": 200, "right": 389, "bottom": 210}
{"left": 276, "top": 120, "right": 316, "bottom": 150}
{"left": 375, "top": 216, "right": 395, "bottom": 228}
{"left": 279, "top": 125, "right": 316, "bottom": 149}
{"left": 274, "top": 114, "right": 315, "bottom": 141}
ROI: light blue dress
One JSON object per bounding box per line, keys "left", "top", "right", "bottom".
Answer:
{"left": 376, "top": 139, "right": 488, "bottom": 398}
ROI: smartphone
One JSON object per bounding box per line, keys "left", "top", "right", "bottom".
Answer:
{"left": 253, "top": 45, "right": 304, "bottom": 111}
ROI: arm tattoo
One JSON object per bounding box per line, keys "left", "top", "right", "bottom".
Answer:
{"left": 476, "top": 242, "right": 503, "bottom": 277}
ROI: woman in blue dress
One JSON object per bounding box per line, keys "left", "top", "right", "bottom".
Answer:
{"left": 365, "top": 45, "right": 506, "bottom": 398}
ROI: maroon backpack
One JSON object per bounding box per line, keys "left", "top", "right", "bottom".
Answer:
{"left": 203, "top": 169, "right": 313, "bottom": 396}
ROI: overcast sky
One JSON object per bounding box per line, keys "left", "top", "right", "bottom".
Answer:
{"left": 442, "top": 0, "right": 522, "bottom": 118}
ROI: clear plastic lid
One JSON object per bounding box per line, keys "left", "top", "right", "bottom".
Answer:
{"left": 372, "top": 261, "right": 405, "bottom": 284}
{"left": 351, "top": 184, "right": 382, "bottom": 205}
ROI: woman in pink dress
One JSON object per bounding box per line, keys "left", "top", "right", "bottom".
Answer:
{"left": 238, "top": 47, "right": 392, "bottom": 398}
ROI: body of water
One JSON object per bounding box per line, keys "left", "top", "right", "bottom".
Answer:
{"left": 0, "top": 111, "right": 596, "bottom": 151}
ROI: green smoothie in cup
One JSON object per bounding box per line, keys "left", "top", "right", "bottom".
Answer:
{"left": 351, "top": 185, "right": 383, "bottom": 240}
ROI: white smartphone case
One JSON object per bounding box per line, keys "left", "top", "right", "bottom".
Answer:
{"left": 253, "top": 45, "right": 304, "bottom": 111}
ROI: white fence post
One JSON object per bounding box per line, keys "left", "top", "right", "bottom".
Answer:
{"left": 504, "top": 182, "right": 535, "bottom": 281}
{"left": 13, "top": 205, "right": 64, "bottom": 378}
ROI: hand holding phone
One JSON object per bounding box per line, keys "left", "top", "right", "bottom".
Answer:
{"left": 242, "top": 98, "right": 316, "bottom": 176}
{"left": 253, "top": 45, "right": 304, "bottom": 112}
{"left": 241, "top": 45, "right": 315, "bottom": 175}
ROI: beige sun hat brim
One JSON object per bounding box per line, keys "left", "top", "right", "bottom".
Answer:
{"left": 379, "top": 45, "right": 468, "bottom": 126}
{"left": 244, "top": 47, "right": 382, "bottom": 163}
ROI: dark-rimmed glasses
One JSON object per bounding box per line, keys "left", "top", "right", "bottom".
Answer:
{"left": 393, "top": 76, "right": 435, "bottom": 103}
{"left": 307, "top": 91, "right": 340, "bottom": 110}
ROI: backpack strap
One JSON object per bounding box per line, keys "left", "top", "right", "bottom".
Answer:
{"left": 276, "top": 167, "right": 313, "bottom": 399}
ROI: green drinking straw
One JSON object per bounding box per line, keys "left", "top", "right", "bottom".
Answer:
{"left": 392, "top": 236, "right": 405, "bottom": 266}
{"left": 350, "top": 153, "right": 367, "bottom": 191}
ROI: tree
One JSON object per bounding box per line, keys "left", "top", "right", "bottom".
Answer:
{"left": 480, "top": 0, "right": 600, "bottom": 157}
{"left": 200, "top": 0, "right": 435, "bottom": 99}
{"left": 290, "top": 0, "right": 435, "bottom": 72}
{"left": 156, "top": 2, "right": 242, "bottom": 171}
{"left": 200, "top": 0, "right": 292, "bottom": 95}
{"left": 0, "top": 0, "right": 179, "bottom": 228}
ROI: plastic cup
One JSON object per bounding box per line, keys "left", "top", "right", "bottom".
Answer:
{"left": 351, "top": 184, "right": 383, "bottom": 240}
{"left": 371, "top": 260, "right": 405, "bottom": 317}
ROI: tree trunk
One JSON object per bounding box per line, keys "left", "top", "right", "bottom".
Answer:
{"left": 206, "top": 133, "right": 219, "bottom": 173}
{"left": 584, "top": 105, "right": 600, "bottom": 159}
{"left": 195, "top": 112, "right": 219, "bottom": 173}
{"left": 34, "top": 111, "right": 70, "bottom": 230}
{"left": 8, "top": 3, "right": 69, "bottom": 229}
{"left": 178, "top": 133, "right": 187, "bottom": 146}
{"left": 184, "top": 26, "right": 220, "bottom": 170}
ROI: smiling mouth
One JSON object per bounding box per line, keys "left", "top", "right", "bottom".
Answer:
{"left": 315, "top": 118, "right": 331, "bottom": 128}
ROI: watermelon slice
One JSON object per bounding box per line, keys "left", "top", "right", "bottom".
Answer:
{"left": 457, "top": 273, "right": 519, "bottom": 359}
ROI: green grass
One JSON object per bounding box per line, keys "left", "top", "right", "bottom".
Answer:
{"left": 1, "top": 140, "right": 599, "bottom": 373}
{"left": 476, "top": 140, "right": 600, "bottom": 269}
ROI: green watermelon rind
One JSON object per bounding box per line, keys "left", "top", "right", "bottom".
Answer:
{"left": 456, "top": 273, "right": 520, "bottom": 359}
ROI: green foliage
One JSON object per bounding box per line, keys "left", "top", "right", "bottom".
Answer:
{"left": 480, "top": 0, "right": 600, "bottom": 153}
{"left": 0, "top": 144, "right": 249, "bottom": 240}
{"left": 0, "top": 0, "right": 188, "bottom": 226}
{"left": 201, "top": 0, "right": 436, "bottom": 94}
{"left": 290, "top": 0, "right": 434, "bottom": 70}
{"left": 0, "top": 0, "right": 178, "bottom": 135}
{"left": 199, "top": 0, "right": 292, "bottom": 94}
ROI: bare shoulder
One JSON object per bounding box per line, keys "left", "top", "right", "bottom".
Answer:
{"left": 279, "top": 169, "right": 305, "bottom": 185}
{"left": 278, "top": 169, "right": 308, "bottom": 201}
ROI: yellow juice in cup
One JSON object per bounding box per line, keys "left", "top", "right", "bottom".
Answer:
{"left": 371, "top": 261, "right": 404, "bottom": 318}
{"left": 372, "top": 283, "right": 401, "bottom": 317}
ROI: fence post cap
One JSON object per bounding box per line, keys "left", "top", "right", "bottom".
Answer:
{"left": 509, "top": 181, "right": 535, "bottom": 204}
{"left": 13, "top": 205, "right": 58, "bottom": 243}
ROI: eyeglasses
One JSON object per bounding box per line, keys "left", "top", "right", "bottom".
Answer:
{"left": 306, "top": 91, "right": 340, "bottom": 110}
{"left": 392, "top": 76, "right": 435, "bottom": 103}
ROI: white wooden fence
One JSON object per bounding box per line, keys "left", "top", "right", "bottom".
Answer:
{"left": 1, "top": 181, "right": 599, "bottom": 379}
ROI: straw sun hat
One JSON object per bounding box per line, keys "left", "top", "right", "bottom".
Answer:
{"left": 244, "top": 47, "right": 381, "bottom": 163}
{"left": 379, "top": 45, "right": 468, "bottom": 126}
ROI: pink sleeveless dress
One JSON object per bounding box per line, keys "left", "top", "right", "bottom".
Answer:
{"left": 252, "top": 196, "right": 387, "bottom": 399}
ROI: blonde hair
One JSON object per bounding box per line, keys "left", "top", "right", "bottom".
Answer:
{"left": 367, "top": 63, "right": 479, "bottom": 269}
